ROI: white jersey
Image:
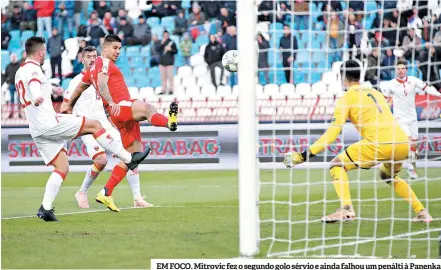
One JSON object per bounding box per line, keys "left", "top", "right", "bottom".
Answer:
{"left": 14, "top": 59, "right": 59, "bottom": 137}
{"left": 64, "top": 72, "right": 107, "bottom": 122}
{"left": 382, "top": 76, "right": 427, "bottom": 123}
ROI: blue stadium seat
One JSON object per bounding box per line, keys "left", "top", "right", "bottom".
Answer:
{"left": 268, "top": 50, "right": 282, "bottom": 65}
{"left": 133, "top": 67, "right": 148, "bottom": 77}
{"left": 147, "top": 17, "right": 160, "bottom": 28}
{"left": 269, "top": 70, "right": 287, "bottom": 85}
{"left": 170, "top": 35, "right": 180, "bottom": 46}
{"left": 191, "top": 44, "right": 200, "bottom": 55}
{"left": 294, "top": 71, "right": 306, "bottom": 83}
{"left": 161, "top": 16, "right": 176, "bottom": 32}
{"left": 61, "top": 78, "right": 72, "bottom": 90}
{"left": 152, "top": 26, "right": 164, "bottom": 39}
{"left": 125, "top": 76, "right": 137, "bottom": 87}
{"left": 367, "top": 1, "right": 378, "bottom": 11}
{"left": 119, "top": 47, "right": 126, "bottom": 57}
{"left": 182, "top": 0, "right": 191, "bottom": 9}
{"left": 175, "top": 54, "right": 184, "bottom": 67}
{"left": 130, "top": 56, "right": 143, "bottom": 68}
{"left": 21, "top": 30, "right": 34, "bottom": 44}
{"left": 116, "top": 56, "right": 129, "bottom": 69}
{"left": 125, "top": 46, "right": 141, "bottom": 57}
{"left": 2, "top": 50, "right": 10, "bottom": 71}
{"left": 296, "top": 52, "right": 311, "bottom": 63}
{"left": 310, "top": 71, "right": 322, "bottom": 84}
{"left": 9, "top": 30, "right": 20, "bottom": 41}
{"left": 312, "top": 51, "right": 326, "bottom": 62}
{"left": 195, "top": 34, "right": 208, "bottom": 46}
{"left": 140, "top": 45, "right": 151, "bottom": 57}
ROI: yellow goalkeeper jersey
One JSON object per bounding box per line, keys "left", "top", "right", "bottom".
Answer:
{"left": 309, "top": 84, "right": 409, "bottom": 155}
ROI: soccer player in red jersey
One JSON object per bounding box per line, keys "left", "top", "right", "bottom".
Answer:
{"left": 62, "top": 34, "right": 178, "bottom": 211}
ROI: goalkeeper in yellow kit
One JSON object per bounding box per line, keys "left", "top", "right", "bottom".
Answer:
{"left": 284, "top": 60, "right": 433, "bottom": 223}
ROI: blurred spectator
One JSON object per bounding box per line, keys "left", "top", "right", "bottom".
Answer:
{"left": 370, "top": 32, "right": 390, "bottom": 58}
{"left": 219, "top": 7, "right": 236, "bottom": 33}
{"left": 349, "top": 1, "right": 364, "bottom": 21}
{"left": 35, "top": 0, "right": 55, "bottom": 37}
{"left": 381, "top": 49, "right": 396, "bottom": 80}
{"left": 347, "top": 13, "right": 362, "bottom": 58}
{"left": 407, "top": 8, "right": 423, "bottom": 30}
{"left": 67, "top": 52, "right": 83, "bottom": 78}
{"left": 321, "top": 12, "right": 344, "bottom": 60}
{"left": 150, "top": 34, "right": 161, "bottom": 67}
{"left": 116, "top": 9, "right": 133, "bottom": 25}
{"left": 78, "top": 39, "right": 87, "bottom": 54}
{"left": 57, "top": 1, "right": 75, "bottom": 38}
{"left": 88, "top": 11, "right": 101, "bottom": 25}
{"left": 276, "top": 1, "right": 290, "bottom": 22}
{"left": 224, "top": 26, "right": 238, "bottom": 86}
{"left": 397, "top": 0, "right": 413, "bottom": 13}
{"left": 258, "top": 0, "right": 276, "bottom": 23}
{"left": 180, "top": 33, "right": 192, "bottom": 65}
{"left": 74, "top": 1, "right": 82, "bottom": 30}
{"left": 109, "top": 1, "right": 124, "bottom": 17}
{"left": 381, "top": 16, "right": 398, "bottom": 46}
{"left": 279, "top": 24, "right": 298, "bottom": 83}
{"left": 20, "top": 2, "right": 37, "bottom": 32}
{"left": 87, "top": 18, "right": 109, "bottom": 47}
{"left": 377, "top": 0, "right": 397, "bottom": 11}
{"left": 1, "top": 27, "right": 11, "bottom": 50}
{"left": 318, "top": 1, "right": 342, "bottom": 12}
{"left": 224, "top": 1, "right": 236, "bottom": 13}
{"left": 48, "top": 28, "right": 65, "bottom": 82}
{"left": 216, "top": 29, "right": 224, "bottom": 45}
{"left": 173, "top": 10, "right": 188, "bottom": 36}
{"left": 4, "top": 53, "right": 20, "bottom": 118}
{"left": 422, "top": 14, "right": 439, "bottom": 41}
{"left": 188, "top": 3, "right": 206, "bottom": 26}
{"left": 257, "top": 33, "right": 270, "bottom": 84}
{"left": 159, "top": 31, "right": 177, "bottom": 94}
{"left": 204, "top": 34, "right": 225, "bottom": 87}
{"left": 116, "top": 17, "right": 134, "bottom": 46}
{"left": 401, "top": 27, "right": 422, "bottom": 60}
{"left": 419, "top": 42, "right": 441, "bottom": 90}
{"left": 20, "top": 51, "right": 27, "bottom": 63}
{"left": 163, "top": 1, "right": 181, "bottom": 16}
{"left": 96, "top": 0, "right": 111, "bottom": 19}
{"left": 365, "top": 48, "right": 380, "bottom": 87}
{"left": 96, "top": 37, "right": 105, "bottom": 55}
{"left": 293, "top": 0, "right": 309, "bottom": 26}
{"left": 127, "top": 15, "right": 151, "bottom": 46}
{"left": 144, "top": 1, "right": 167, "bottom": 19}
{"left": 102, "top": 11, "right": 116, "bottom": 33}
{"left": 201, "top": 1, "right": 221, "bottom": 20}
{"left": 10, "top": 4, "right": 23, "bottom": 30}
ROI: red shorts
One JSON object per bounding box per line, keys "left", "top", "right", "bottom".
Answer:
{"left": 109, "top": 99, "right": 141, "bottom": 148}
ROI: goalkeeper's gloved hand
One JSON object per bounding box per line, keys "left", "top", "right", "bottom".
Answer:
{"left": 284, "top": 151, "right": 304, "bottom": 168}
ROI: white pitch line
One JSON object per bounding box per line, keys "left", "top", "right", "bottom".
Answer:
{"left": 2, "top": 185, "right": 232, "bottom": 190}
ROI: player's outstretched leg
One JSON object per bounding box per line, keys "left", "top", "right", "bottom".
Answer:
{"left": 322, "top": 154, "right": 356, "bottom": 223}
{"left": 127, "top": 169, "right": 154, "bottom": 207}
{"left": 37, "top": 151, "right": 69, "bottom": 222}
{"left": 75, "top": 153, "right": 107, "bottom": 209}
{"left": 95, "top": 163, "right": 128, "bottom": 212}
{"left": 407, "top": 141, "right": 418, "bottom": 179}
{"left": 131, "top": 100, "right": 178, "bottom": 131}
{"left": 80, "top": 119, "right": 151, "bottom": 170}
{"left": 380, "top": 163, "right": 432, "bottom": 223}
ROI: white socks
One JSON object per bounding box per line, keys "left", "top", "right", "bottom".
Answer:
{"left": 127, "top": 169, "right": 141, "bottom": 199}
{"left": 94, "top": 129, "right": 131, "bottom": 163}
{"left": 42, "top": 171, "right": 64, "bottom": 210}
{"left": 79, "top": 164, "right": 101, "bottom": 193}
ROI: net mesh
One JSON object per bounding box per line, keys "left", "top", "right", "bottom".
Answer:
{"left": 256, "top": 0, "right": 441, "bottom": 258}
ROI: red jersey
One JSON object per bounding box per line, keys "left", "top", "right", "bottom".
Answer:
{"left": 81, "top": 56, "right": 130, "bottom": 106}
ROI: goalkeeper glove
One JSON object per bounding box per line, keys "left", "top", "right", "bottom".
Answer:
{"left": 284, "top": 150, "right": 315, "bottom": 168}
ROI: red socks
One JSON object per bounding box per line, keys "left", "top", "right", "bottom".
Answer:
{"left": 150, "top": 113, "right": 168, "bottom": 127}
{"left": 104, "top": 165, "right": 128, "bottom": 196}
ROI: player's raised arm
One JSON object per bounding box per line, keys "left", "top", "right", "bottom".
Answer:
{"left": 414, "top": 78, "right": 441, "bottom": 97}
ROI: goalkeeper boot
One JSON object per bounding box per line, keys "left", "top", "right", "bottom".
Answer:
{"left": 37, "top": 205, "right": 58, "bottom": 222}
{"left": 412, "top": 209, "right": 433, "bottom": 223}
{"left": 407, "top": 168, "right": 418, "bottom": 180}
{"left": 322, "top": 205, "right": 355, "bottom": 223}
{"left": 134, "top": 195, "right": 154, "bottom": 208}
{"left": 167, "top": 102, "right": 178, "bottom": 132}
{"left": 75, "top": 191, "right": 89, "bottom": 209}
{"left": 125, "top": 147, "right": 151, "bottom": 171}
{"left": 95, "top": 191, "right": 120, "bottom": 212}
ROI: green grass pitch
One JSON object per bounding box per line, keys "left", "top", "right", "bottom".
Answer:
{"left": 2, "top": 169, "right": 440, "bottom": 268}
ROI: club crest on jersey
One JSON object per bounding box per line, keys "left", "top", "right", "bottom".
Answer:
{"left": 106, "top": 134, "right": 114, "bottom": 143}
{"left": 94, "top": 146, "right": 100, "bottom": 151}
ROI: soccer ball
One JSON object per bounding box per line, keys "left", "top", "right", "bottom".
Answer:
{"left": 222, "top": 50, "right": 238, "bottom": 72}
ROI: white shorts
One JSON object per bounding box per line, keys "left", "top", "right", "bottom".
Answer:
{"left": 81, "top": 118, "right": 121, "bottom": 160}
{"left": 397, "top": 120, "right": 418, "bottom": 140}
{"left": 33, "top": 115, "right": 85, "bottom": 165}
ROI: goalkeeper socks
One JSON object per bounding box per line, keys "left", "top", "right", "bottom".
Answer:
{"left": 127, "top": 168, "right": 142, "bottom": 199}
{"left": 93, "top": 129, "right": 131, "bottom": 163}
{"left": 42, "top": 170, "right": 65, "bottom": 210}
{"left": 393, "top": 177, "right": 424, "bottom": 213}
{"left": 330, "top": 166, "right": 352, "bottom": 207}
{"left": 150, "top": 113, "right": 168, "bottom": 127}
{"left": 103, "top": 164, "right": 128, "bottom": 196}
{"left": 79, "top": 164, "right": 102, "bottom": 193}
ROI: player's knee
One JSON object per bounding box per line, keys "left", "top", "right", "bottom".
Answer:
{"left": 87, "top": 119, "right": 103, "bottom": 133}
{"left": 93, "top": 154, "right": 108, "bottom": 170}
{"left": 54, "top": 163, "right": 69, "bottom": 176}
{"left": 144, "top": 103, "right": 157, "bottom": 118}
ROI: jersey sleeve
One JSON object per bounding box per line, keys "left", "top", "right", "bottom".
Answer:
{"left": 81, "top": 69, "right": 91, "bottom": 85}
{"left": 64, "top": 77, "right": 78, "bottom": 102}
{"left": 100, "top": 58, "right": 111, "bottom": 76}
{"left": 413, "top": 77, "right": 428, "bottom": 91}
{"left": 309, "top": 94, "right": 349, "bottom": 156}
{"left": 28, "top": 67, "right": 43, "bottom": 85}
{"left": 381, "top": 82, "right": 392, "bottom": 97}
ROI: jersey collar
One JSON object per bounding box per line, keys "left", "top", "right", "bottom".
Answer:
{"left": 396, "top": 76, "right": 408, "bottom": 84}
{"left": 347, "top": 83, "right": 362, "bottom": 92}
{"left": 20, "top": 59, "right": 40, "bottom": 67}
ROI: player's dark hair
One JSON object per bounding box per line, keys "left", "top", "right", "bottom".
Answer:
{"left": 82, "top": 46, "right": 96, "bottom": 56}
{"left": 25, "top": 36, "right": 46, "bottom": 56}
{"left": 103, "top": 34, "right": 122, "bottom": 44}
{"left": 396, "top": 60, "right": 408, "bottom": 68}
{"left": 340, "top": 60, "right": 361, "bottom": 82}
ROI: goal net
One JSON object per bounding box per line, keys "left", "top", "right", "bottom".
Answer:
{"left": 239, "top": 0, "right": 441, "bottom": 259}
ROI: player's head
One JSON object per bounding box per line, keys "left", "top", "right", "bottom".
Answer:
{"left": 396, "top": 60, "right": 408, "bottom": 79}
{"left": 340, "top": 60, "right": 361, "bottom": 88}
{"left": 25, "top": 36, "right": 46, "bottom": 65}
{"left": 102, "top": 34, "right": 122, "bottom": 62}
{"left": 81, "top": 46, "right": 97, "bottom": 69}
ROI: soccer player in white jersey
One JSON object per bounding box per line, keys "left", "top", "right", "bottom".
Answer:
{"left": 62, "top": 46, "right": 151, "bottom": 208}
{"left": 15, "top": 37, "right": 150, "bottom": 222}
{"left": 382, "top": 60, "right": 441, "bottom": 179}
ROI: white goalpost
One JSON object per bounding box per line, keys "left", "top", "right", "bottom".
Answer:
{"left": 239, "top": 0, "right": 441, "bottom": 259}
